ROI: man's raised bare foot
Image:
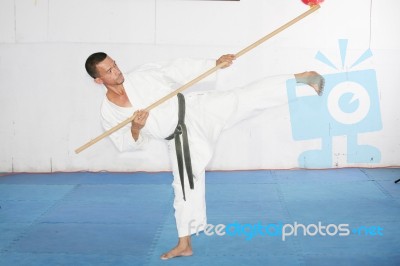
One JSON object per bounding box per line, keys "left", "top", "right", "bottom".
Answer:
{"left": 295, "top": 71, "right": 325, "bottom": 96}
{"left": 160, "top": 236, "right": 193, "bottom": 260}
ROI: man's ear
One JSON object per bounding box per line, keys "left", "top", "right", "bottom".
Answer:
{"left": 94, "top": 77, "right": 103, "bottom": 85}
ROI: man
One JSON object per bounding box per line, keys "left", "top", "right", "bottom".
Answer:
{"left": 85, "top": 52, "right": 324, "bottom": 260}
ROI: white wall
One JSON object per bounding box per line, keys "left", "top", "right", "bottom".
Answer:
{"left": 0, "top": 0, "right": 399, "bottom": 172}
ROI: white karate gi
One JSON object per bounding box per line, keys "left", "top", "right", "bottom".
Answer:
{"left": 100, "top": 58, "right": 293, "bottom": 237}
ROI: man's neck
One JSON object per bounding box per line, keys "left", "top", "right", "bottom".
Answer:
{"left": 106, "top": 84, "right": 125, "bottom": 96}
{"left": 105, "top": 85, "right": 132, "bottom": 107}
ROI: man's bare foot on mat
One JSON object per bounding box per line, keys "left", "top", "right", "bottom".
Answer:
{"left": 160, "top": 236, "right": 193, "bottom": 260}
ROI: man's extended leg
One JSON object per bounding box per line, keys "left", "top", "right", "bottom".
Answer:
{"left": 225, "top": 72, "right": 324, "bottom": 128}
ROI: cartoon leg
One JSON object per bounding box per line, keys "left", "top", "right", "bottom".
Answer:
{"left": 298, "top": 136, "right": 333, "bottom": 168}
{"left": 347, "top": 134, "right": 381, "bottom": 163}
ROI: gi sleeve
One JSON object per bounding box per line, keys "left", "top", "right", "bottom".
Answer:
{"left": 100, "top": 108, "right": 149, "bottom": 153}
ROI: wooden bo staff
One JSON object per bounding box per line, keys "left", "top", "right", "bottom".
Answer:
{"left": 75, "top": 4, "right": 321, "bottom": 154}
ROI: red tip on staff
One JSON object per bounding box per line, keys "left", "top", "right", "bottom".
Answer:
{"left": 302, "top": 0, "right": 324, "bottom": 6}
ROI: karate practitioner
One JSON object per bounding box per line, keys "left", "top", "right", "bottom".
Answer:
{"left": 85, "top": 52, "right": 324, "bottom": 260}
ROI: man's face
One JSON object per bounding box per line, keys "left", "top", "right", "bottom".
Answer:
{"left": 94, "top": 56, "right": 125, "bottom": 86}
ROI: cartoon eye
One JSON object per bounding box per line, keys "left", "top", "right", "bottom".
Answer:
{"left": 327, "top": 81, "right": 370, "bottom": 124}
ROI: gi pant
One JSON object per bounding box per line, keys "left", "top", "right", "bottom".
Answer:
{"left": 168, "top": 74, "right": 293, "bottom": 237}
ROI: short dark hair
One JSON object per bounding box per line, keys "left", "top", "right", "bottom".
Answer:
{"left": 85, "top": 52, "right": 107, "bottom": 79}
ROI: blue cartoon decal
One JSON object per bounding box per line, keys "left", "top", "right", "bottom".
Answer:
{"left": 287, "top": 39, "right": 382, "bottom": 168}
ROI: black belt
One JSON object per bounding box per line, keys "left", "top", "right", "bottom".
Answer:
{"left": 165, "top": 93, "right": 194, "bottom": 201}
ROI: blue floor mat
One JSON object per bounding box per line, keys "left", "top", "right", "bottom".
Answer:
{"left": 0, "top": 168, "right": 399, "bottom": 266}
